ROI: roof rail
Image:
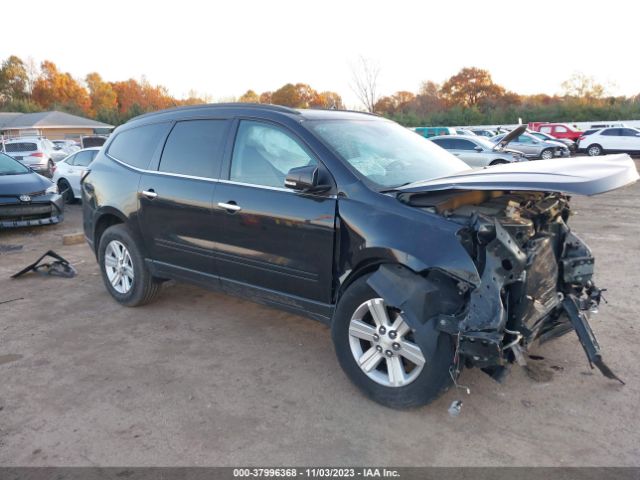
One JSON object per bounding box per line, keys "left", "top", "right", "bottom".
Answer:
{"left": 129, "top": 103, "right": 301, "bottom": 122}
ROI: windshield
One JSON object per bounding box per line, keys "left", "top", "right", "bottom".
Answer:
{"left": 307, "top": 119, "right": 469, "bottom": 188}
{"left": 0, "top": 152, "right": 30, "bottom": 175}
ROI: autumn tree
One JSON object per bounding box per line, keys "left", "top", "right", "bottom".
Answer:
{"left": 86, "top": 72, "right": 117, "bottom": 116}
{"left": 312, "top": 91, "right": 344, "bottom": 109}
{"left": 561, "top": 72, "right": 606, "bottom": 100}
{"left": 0, "top": 55, "right": 29, "bottom": 101}
{"left": 440, "top": 67, "right": 505, "bottom": 108}
{"left": 350, "top": 56, "right": 380, "bottom": 112}
{"left": 238, "top": 89, "right": 260, "bottom": 103}
{"left": 259, "top": 91, "right": 272, "bottom": 104}
{"left": 32, "top": 60, "right": 91, "bottom": 115}
{"left": 271, "top": 83, "right": 322, "bottom": 108}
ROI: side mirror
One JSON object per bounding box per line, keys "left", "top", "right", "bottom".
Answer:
{"left": 474, "top": 146, "right": 483, "bottom": 152}
{"left": 285, "top": 165, "right": 320, "bottom": 191}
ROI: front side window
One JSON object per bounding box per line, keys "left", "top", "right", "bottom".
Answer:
{"left": 159, "top": 120, "right": 228, "bottom": 178}
{"left": 620, "top": 128, "right": 640, "bottom": 137}
{"left": 230, "top": 121, "right": 316, "bottom": 188}
{"left": 308, "top": 119, "right": 468, "bottom": 188}
{"left": 108, "top": 122, "right": 170, "bottom": 169}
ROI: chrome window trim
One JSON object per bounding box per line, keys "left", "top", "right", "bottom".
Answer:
{"left": 107, "top": 153, "right": 298, "bottom": 193}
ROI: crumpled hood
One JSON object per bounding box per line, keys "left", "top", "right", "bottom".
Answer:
{"left": 397, "top": 154, "right": 639, "bottom": 196}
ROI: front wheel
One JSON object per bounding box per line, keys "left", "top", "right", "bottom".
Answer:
{"left": 587, "top": 144, "right": 603, "bottom": 156}
{"left": 540, "top": 148, "right": 553, "bottom": 160}
{"left": 331, "top": 275, "right": 454, "bottom": 409}
{"left": 98, "top": 224, "right": 162, "bottom": 307}
{"left": 58, "top": 179, "right": 74, "bottom": 203}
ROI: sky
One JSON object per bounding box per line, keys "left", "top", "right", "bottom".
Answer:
{"left": 2, "top": 0, "right": 638, "bottom": 108}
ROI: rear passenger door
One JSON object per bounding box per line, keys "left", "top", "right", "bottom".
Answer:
{"left": 211, "top": 119, "right": 336, "bottom": 307}
{"left": 138, "top": 119, "right": 231, "bottom": 279}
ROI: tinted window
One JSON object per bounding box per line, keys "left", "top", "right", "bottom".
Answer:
{"left": 620, "top": 128, "right": 639, "bottom": 137}
{"left": 108, "top": 123, "right": 169, "bottom": 169}
{"left": 601, "top": 128, "right": 620, "bottom": 136}
{"left": 5, "top": 142, "right": 37, "bottom": 152}
{"left": 231, "top": 121, "right": 316, "bottom": 188}
{"left": 431, "top": 138, "right": 453, "bottom": 149}
{"left": 159, "top": 120, "right": 228, "bottom": 178}
{"left": 73, "top": 150, "right": 95, "bottom": 167}
{"left": 454, "top": 139, "right": 476, "bottom": 150}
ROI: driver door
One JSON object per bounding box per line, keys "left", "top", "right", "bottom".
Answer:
{"left": 211, "top": 120, "right": 336, "bottom": 306}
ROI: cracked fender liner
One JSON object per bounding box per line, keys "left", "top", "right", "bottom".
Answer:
{"left": 562, "top": 295, "right": 624, "bottom": 385}
{"left": 366, "top": 264, "right": 461, "bottom": 360}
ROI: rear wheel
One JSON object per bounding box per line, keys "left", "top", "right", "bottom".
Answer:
{"left": 98, "top": 224, "right": 162, "bottom": 307}
{"left": 587, "top": 144, "right": 603, "bottom": 156}
{"left": 540, "top": 148, "right": 553, "bottom": 160}
{"left": 58, "top": 179, "right": 74, "bottom": 203}
{"left": 331, "top": 275, "right": 454, "bottom": 409}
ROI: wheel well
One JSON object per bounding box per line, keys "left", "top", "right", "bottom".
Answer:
{"left": 94, "top": 214, "right": 123, "bottom": 253}
{"left": 490, "top": 159, "right": 508, "bottom": 165}
{"left": 334, "top": 260, "right": 393, "bottom": 304}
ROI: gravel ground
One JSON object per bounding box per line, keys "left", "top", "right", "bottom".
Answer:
{"left": 0, "top": 160, "right": 639, "bottom": 466}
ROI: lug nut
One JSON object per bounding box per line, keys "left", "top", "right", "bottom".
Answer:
{"left": 379, "top": 326, "right": 386, "bottom": 335}
{"left": 388, "top": 330, "right": 397, "bottom": 339}
{"left": 385, "top": 350, "right": 393, "bottom": 357}
{"left": 392, "top": 342, "right": 401, "bottom": 351}
{"left": 373, "top": 334, "right": 380, "bottom": 342}
{"left": 376, "top": 345, "right": 383, "bottom": 352}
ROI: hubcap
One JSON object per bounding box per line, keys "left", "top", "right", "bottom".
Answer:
{"left": 588, "top": 146, "right": 600, "bottom": 156}
{"left": 104, "top": 240, "right": 134, "bottom": 294}
{"left": 348, "top": 298, "right": 426, "bottom": 387}
{"left": 542, "top": 150, "right": 552, "bottom": 159}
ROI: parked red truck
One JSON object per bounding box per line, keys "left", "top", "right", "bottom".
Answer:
{"left": 528, "top": 122, "right": 583, "bottom": 141}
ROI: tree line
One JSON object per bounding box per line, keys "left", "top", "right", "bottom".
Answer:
{"left": 1, "top": 55, "right": 638, "bottom": 127}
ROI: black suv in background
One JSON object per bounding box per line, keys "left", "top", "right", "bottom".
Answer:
{"left": 83, "top": 104, "right": 637, "bottom": 408}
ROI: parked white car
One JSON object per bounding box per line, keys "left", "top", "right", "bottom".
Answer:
{"left": 2, "top": 137, "right": 64, "bottom": 176}
{"left": 578, "top": 127, "right": 640, "bottom": 156}
{"left": 52, "top": 147, "right": 100, "bottom": 202}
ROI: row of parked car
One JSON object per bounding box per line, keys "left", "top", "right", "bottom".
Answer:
{"left": 0, "top": 135, "right": 108, "bottom": 228}
{"left": 412, "top": 122, "right": 640, "bottom": 168}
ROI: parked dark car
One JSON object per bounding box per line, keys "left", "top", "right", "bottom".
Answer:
{"left": 0, "top": 152, "right": 64, "bottom": 228}
{"left": 82, "top": 104, "right": 638, "bottom": 408}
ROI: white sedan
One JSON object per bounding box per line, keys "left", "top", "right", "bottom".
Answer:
{"left": 52, "top": 147, "right": 100, "bottom": 202}
{"left": 578, "top": 127, "right": 640, "bottom": 156}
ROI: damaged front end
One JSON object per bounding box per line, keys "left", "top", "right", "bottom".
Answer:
{"left": 372, "top": 189, "right": 624, "bottom": 386}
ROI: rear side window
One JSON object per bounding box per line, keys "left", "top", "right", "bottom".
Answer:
{"left": 73, "top": 150, "right": 96, "bottom": 167}
{"left": 540, "top": 126, "right": 552, "bottom": 133}
{"left": 453, "top": 139, "right": 475, "bottom": 150}
{"left": 108, "top": 123, "right": 169, "bottom": 169}
{"left": 5, "top": 142, "right": 37, "bottom": 152}
{"left": 159, "top": 120, "right": 229, "bottom": 178}
{"left": 555, "top": 126, "right": 568, "bottom": 133}
{"left": 431, "top": 138, "right": 453, "bottom": 149}
{"left": 601, "top": 128, "right": 620, "bottom": 136}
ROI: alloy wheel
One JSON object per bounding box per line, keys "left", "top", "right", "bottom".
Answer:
{"left": 541, "top": 149, "right": 553, "bottom": 160}
{"left": 348, "top": 298, "right": 426, "bottom": 387}
{"left": 588, "top": 145, "right": 601, "bottom": 156}
{"left": 104, "top": 240, "right": 134, "bottom": 294}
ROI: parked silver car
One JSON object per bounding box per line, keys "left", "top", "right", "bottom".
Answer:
{"left": 491, "top": 129, "right": 570, "bottom": 160}
{"left": 2, "top": 137, "right": 63, "bottom": 177}
{"left": 430, "top": 134, "right": 527, "bottom": 167}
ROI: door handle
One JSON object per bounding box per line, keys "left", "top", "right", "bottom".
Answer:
{"left": 217, "top": 201, "right": 241, "bottom": 212}
{"left": 142, "top": 189, "right": 158, "bottom": 199}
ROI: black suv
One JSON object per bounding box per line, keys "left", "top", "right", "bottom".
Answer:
{"left": 83, "top": 104, "right": 636, "bottom": 408}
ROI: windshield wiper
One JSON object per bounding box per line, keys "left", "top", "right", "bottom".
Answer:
{"left": 380, "top": 182, "right": 413, "bottom": 193}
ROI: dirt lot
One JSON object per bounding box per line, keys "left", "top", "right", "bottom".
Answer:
{"left": 1, "top": 164, "right": 639, "bottom": 467}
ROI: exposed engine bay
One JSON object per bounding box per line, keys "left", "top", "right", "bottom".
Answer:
{"left": 369, "top": 189, "right": 624, "bottom": 386}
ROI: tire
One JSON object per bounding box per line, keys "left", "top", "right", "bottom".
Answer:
{"left": 58, "top": 179, "right": 74, "bottom": 204}
{"left": 490, "top": 159, "right": 509, "bottom": 166}
{"left": 587, "top": 144, "right": 603, "bottom": 156}
{"left": 331, "top": 274, "right": 454, "bottom": 409}
{"left": 98, "top": 224, "right": 162, "bottom": 307}
{"left": 46, "top": 160, "right": 54, "bottom": 177}
{"left": 540, "top": 148, "right": 553, "bottom": 160}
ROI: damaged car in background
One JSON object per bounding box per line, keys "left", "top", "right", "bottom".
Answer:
{"left": 0, "top": 151, "right": 63, "bottom": 229}
{"left": 82, "top": 105, "right": 638, "bottom": 409}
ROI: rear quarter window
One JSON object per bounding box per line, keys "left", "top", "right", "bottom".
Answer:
{"left": 107, "top": 123, "right": 170, "bottom": 169}
{"left": 5, "top": 142, "right": 37, "bottom": 152}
